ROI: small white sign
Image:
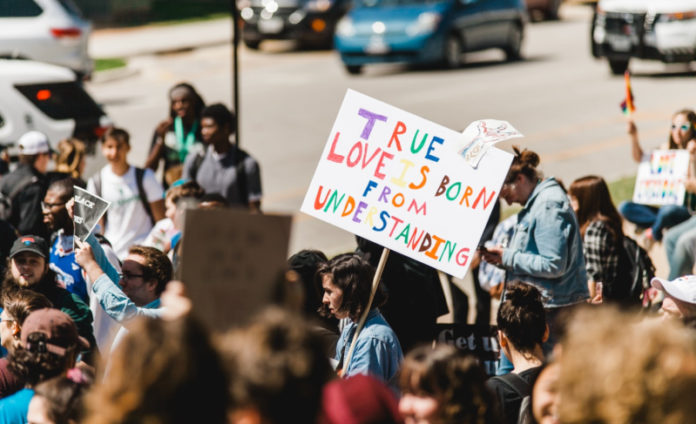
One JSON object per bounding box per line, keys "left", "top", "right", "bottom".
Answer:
{"left": 633, "top": 149, "right": 690, "bottom": 206}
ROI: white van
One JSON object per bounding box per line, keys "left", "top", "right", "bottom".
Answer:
{"left": 591, "top": 0, "right": 696, "bottom": 74}
{"left": 0, "top": 60, "right": 109, "bottom": 156}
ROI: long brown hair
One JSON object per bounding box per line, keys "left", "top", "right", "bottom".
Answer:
{"left": 668, "top": 109, "right": 696, "bottom": 149}
{"left": 568, "top": 176, "right": 623, "bottom": 245}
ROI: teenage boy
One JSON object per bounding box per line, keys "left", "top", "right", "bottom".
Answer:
{"left": 0, "top": 131, "right": 52, "bottom": 239}
{"left": 87, "top": 128, "right": 165, "bottom": 259}
{"left": 182, "top": 103, "right": 262, "bottom": 211}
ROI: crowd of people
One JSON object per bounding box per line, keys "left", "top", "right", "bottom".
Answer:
{"left": 0, "top": 82, "right": 694, "bottom": 423}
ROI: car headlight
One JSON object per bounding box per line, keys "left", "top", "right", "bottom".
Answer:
{"left": 306, "top": 0, "right": 333, "bottom": 12}
{"left": 240, "top": 7, "right": 254, "bottom": 20}
{"left": 406, "top": 12, "right": 441, "bottom": 36}
{"left": 658, "top": 11, "right": 696, "bottom": 22}
{"left": 337, "top": 17, "right": 355, "bottom": 37}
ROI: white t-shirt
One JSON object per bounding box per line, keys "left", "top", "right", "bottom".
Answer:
{"left": 87, "top": 166, "right": 163, "bottom": 259}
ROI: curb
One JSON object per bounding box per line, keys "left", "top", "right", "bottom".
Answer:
{"left": 91, "top": 64, "right": 140, "bottom": 84}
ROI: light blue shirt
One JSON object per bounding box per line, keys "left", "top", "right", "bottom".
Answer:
{"left": 502, "top": 178, "right": 590, "bottom": 307}
{"left": 335, "top": 309, "right": 403, "bottom": 389}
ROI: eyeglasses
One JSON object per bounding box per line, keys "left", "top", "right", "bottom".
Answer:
{"left": 119, "top": 272, "right": 145, "bottom": 281}
{"left": 41, "top": 201, "right": 66, "bottom": 210}
{"left": 671, "top": 124, "right": 691, "bottom": 132}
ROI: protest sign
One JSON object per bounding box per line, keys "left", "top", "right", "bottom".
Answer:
{"left": 632, "top": 150, "right": 690, "bottom": 206}
{"left": 178, "top": 208, "right": 292, "bottom": 331}
{"left": 73, "top": 186, "right": 109, "bottom": 245}
{"left": 300, "top": 89, "right": 514, "bottom": 278}
{"left": 435, "top": 324, "right": 500, "bottom": 376}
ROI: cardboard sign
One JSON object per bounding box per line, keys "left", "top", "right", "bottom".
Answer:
{"left": 435, "top": 324, "right": 500, "bottom": 376}
{"left": 178, "top": 208, "right": 292, "bottom": 331}
{"left": 73, "top": 186, "right": 110, "bottom": 245}
{"left": 633, "top": 150, "right": 690, "bottom": 206}
{"left": 301, "top": 90, "right": 513, "bottom": 278}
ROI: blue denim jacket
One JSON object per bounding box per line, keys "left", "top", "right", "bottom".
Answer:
{"left": 335, "top": 309, "right": 403, "bottom": 389}
{"left": 502, "top": 178, "right": 589, "bottom": 307}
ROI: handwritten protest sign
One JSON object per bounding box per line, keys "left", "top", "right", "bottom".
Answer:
{"left": 300, "top": 90, "right": 514, "bottom": 278}
{"left": 179, "top": 208, "right": 292, "bottom": 331}
{"left": 633, "top": 150, "right": 690, "bottom": 206}
{"left": 73, "top": 186, "right": 109, "bottom": 245}
{"left": 436, "top": 324, "right": 500, "bottom": 376}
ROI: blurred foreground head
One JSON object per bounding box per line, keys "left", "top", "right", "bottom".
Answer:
{"left": 559, "top": 306, "right": 696, "bottom": 424}
{"left": 85, "top": 316, "right": 228, "bottom": 424}
{"left": 221, "top": 307, "right": 333, "bottom": 424}
{"left": 399, "top": 344, "right": 499, "bottom": 424}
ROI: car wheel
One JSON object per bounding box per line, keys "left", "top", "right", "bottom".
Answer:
{"left": 504, "top": 25, "right": 523, "bottom": 62}
{"left": 345, "top": 65, "right": 362, "bottom": 75}
{"left": 443, "top": 35, "right": 463, "bottom": 69}
{"left": 608, "top": 59, "right": 629, "bottom": 75}
{"left": 243, "top": 39, "right": 261, "bottom": 50}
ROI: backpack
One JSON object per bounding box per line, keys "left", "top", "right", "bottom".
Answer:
{"left": 91, "top": 167, "right": 155, "bottom": 227}
{"left": 0, "top": 175, "right": 38, "bottom": 220}
{"left": 490, "top": 373, "right": 533, "bottom": 424}
{"left": 609, "top": 235, "right": 655, "bottom": 306}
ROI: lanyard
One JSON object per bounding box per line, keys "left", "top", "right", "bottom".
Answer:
{"left": 174, "top": 117, "right": 199, "bottom": 163}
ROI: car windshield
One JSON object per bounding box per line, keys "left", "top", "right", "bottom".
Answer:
{"left": 354, "top": 0, "right": 440, "bottom": 7}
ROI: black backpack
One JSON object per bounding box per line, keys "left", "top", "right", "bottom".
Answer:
{"left": 490, "top": 373, "right": 533, "bottom": 424}
{"left": 608, "top": 235, "right": 655, "bottom": 306}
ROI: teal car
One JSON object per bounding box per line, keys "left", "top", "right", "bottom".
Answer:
{"left": 334, "top": 0, "right": 527, "bottom": 74}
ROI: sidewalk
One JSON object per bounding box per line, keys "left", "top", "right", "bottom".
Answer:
{"left": 89, "top": 18, "right": 232, "bottom": 59}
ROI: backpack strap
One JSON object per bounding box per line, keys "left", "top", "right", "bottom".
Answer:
{"left": 135, "top": 167, "right": 155, "bottom": 226}
{"left": 235, "top": 146, "right": 249, "bottom": 206}
{"left": 491, "top": 373, "right": 530, "bottom": 397}
{"left": 190, "top": 152, "right": 205, "bottom": 182}
{"left": 8, "top": 175, "right": 38, "bottom": 200}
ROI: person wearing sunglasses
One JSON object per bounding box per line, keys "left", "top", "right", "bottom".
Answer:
{"left": 619, "top": 109, "right": 696, "bottom": 250}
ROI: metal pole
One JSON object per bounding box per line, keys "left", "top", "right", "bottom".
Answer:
{"left": 230, "top": 0, "right": 240, "bottom": 147}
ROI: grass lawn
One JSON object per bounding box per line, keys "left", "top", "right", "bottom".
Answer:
{"left": 94, "top": 58, "right": 127, "bottom": 72}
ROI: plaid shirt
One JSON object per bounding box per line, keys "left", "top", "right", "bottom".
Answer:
{"left": 583, "top": 220, "right": 620, "bottom": 284}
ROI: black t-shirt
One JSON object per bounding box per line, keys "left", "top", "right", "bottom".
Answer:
{"left": 487, "top": 366, "right": 542, "bottom": 424}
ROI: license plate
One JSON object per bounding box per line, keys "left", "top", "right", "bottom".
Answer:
{"left": 608, "top": 35, "right": 631, "bottom": 52}
{"left": 365, "top": 38, "right": 389, "bottom": 55}
{"left": 258, "top": 18, "right": 283, "bottom": 34}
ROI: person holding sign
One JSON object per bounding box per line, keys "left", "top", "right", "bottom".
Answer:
{"left": 620, "top": 109, "right": 696, "bottom": 247}
{"left": 481, "top": 147, "right": 588, "bottom": 350}
{"left": 316, "top": 254, "right": 403, "bottom": 388}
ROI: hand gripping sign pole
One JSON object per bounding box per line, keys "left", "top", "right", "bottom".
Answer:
{"left": 342, "top": 247, "right": 390, "bottom": 374}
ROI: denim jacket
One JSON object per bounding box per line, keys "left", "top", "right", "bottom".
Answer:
{"left": 502, "top": 178, "right": 590, "bottom": 307}
{"left": 335, "top": 309, "right": 403, "bottom": 389}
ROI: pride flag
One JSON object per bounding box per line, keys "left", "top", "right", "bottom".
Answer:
{"left": 620, "top": 70, "right": 635, "bottom": 116}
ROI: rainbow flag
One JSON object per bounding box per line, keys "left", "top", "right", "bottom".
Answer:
{"left": 620, "top": 70, "right": 635, "bottom": 116}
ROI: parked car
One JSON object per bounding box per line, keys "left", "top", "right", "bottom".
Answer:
{"left": 238, "top": 0, "right": 351, "bottom": 49}
{"left": 0, "top": 0, "right": 92, "bottom": 79}
{"left": 526, "top": 0, "right": 562, "bottom": 20}
{"left": 591, "top": 0, "right": 696, "bottom": 75}
{"left": 0, "top": 60, "right": 110, "bottom": 157}
{"left": 334, "top": 0, "right": 527, "bottom": 74}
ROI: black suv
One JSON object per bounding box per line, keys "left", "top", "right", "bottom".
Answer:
{"left": 239, "top": 0, "right": 350, "bottom": 49}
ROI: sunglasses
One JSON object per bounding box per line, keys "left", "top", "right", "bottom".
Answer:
{"left": 671, "top": 124, "right": 692, "bottom": 132}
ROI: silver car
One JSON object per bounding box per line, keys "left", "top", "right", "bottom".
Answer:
{"left": 0, "top": 0, "right": 92, "bottom": 79}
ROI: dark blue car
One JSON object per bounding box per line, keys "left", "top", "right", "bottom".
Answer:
{"left": 334, "top": 0, "right": 527, "bottom": 74}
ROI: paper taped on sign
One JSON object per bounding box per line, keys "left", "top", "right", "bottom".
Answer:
{"left": 300, "top": 89, "right": 515, "bottom": 279}
{"left": 178, "top": 208, "right": 292, "bottom": 331}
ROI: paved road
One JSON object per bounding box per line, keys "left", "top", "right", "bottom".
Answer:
{"left": 85, "top": 4, "right": 696, "bottom": 257}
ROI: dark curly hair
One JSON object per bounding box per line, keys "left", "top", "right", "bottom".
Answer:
{"left": 497, "top": 281, "right": 546, "bottom": 353}
{"left": 400, "top": 344, "right": 500, "bottom": 424}
{"left": 8, "top": 332, "right": 77, "bottom": 387}
{"left": 315, "top": 253, "right": 386, "bottom": 322}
